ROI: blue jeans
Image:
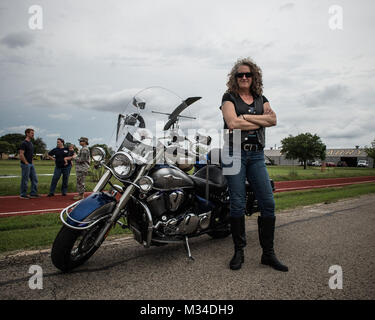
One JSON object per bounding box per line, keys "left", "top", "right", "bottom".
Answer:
{"left": 20, "top": 163, "right": 38, "bottom": 196}
{"left": 222, "top": 147, "right": 275, "bottom": 218}
{"left": 49, "top": 165, "right": 71, "bottom": 195}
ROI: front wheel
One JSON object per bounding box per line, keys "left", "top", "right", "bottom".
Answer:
{"left": 51, "top": 222, "right": 106, "bottom": 272}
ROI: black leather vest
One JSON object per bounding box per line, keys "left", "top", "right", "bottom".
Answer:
{"left": 224, "top": 94, "right": 265, "bottom": 148}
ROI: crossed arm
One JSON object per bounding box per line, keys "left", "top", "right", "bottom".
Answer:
{"left": 221, "top": 101, "right": 277, "bottom": 130}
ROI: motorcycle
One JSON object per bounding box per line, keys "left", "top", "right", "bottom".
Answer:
{"left": 51, "top": 87, "right": 274, "bottom": 272}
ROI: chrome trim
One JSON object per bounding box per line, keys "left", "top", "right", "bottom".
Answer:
{"left": 169, "top": 190, "right": 184, "bottom": 211}
{"left": 101, "top": 162, "right": 112, "bottom": 171}
{"left": 93, "top": 170, "right": 112, "bottom": 193}
{"left": 138, "top": 176, "right": 154, "bottom": 193}
{"left": 59, "top": 201, "right": 110, "bottom": 231}
{"left": 130, "top": 196, "right": 153, "bottom": 248}
{"left": 122, "top": 180, "right": 140, "bottom": 188}
{"left": 147, "top": 192, "right": 163, "bottom": 203}
{"left": 91, "top": 146, "right": 106, "bottom": 162}
{"left": 163, "top": 174, "right": 183, "bottom": 181}
{"left": 151, "top": 238, "right": 183, "bottom": 244}
{"left": 93, "top": 165, "right": 148, "bottom": 248}
{"left": 112, "top": 184, "right": 124, "bottom": 193}
{"left": 110, "top": 151, "right": 136, "bottom": 180}
{"left": 151, "top": 186, "right": 194, "bottom": 191}
{"left": 154, "top": 221, "right": 163, "bottom": 230}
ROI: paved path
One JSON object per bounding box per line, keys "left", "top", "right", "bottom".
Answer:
{"left": 1, "top": 176, "right": 374, "bottom": 218}
{"left": 0, "top": 194, "right": 374, "bottom": 300}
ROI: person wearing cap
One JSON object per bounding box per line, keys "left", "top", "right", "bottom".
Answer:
{"left": 72, "top": 137, "right": 91, "bottom": 200}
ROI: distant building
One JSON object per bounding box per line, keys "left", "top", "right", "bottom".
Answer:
{"left": 264, "top": 148, "right": 373, "bottom": 167}
{"left": 1, "top": 153, "right": 19, "bottom": 160}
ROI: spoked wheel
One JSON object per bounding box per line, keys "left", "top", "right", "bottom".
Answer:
{"left": 51, "top": 222, "right": 107, "bottom": 273}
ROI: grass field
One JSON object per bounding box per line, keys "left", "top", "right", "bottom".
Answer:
{"left": 0, "top": 213, "right": 129, "bottom": 254}
{"left": 1, "top": 182, "right": 375, "bottom": 255}
{"left": 1, "top": 160, "right": 374, "bottom": 196}
{"left": 267, "top": 165, "right": 375, "bottom": 181}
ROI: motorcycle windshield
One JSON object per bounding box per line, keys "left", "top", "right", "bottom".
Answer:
{"left": 112, "top": 87, "right": 200, "bottom": 164}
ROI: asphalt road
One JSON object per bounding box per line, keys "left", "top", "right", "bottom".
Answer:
{"left": 1, "top": 194, "right": 374, "bottom": 300}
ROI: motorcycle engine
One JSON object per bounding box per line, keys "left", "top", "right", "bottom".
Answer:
{"left": 156, "top": 210, "right": 212, "bottom": 236}
{"left": 146, "top": 190, "right": 185, "bottom": 215}
{"left": 147, "top": 190, "right": 212, "bottom": 236}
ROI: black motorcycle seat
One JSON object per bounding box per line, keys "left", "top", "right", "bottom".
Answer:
{"left": 190, "top": 165, "right": 227, "bottom": 197}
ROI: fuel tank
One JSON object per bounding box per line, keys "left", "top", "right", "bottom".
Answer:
{"left": 150, "top": 165, "right": 194, "bottom": 190}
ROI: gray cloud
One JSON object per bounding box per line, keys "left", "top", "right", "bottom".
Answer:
{"left": 279, "top": 3, "right": 295, "bottom": 11}
{"left": 48, "top": 113, "right": 72, "bottom": 120}
{"left": 26, "top": 87, "right": 141, "bottom": 114}
{"left": 105, "top": 38, "right": 271, "bottom": 70}
{"left": 2, "top": 124, "right": 45, "bottom": 134}
{"left": 1, "top": 32, "right": 35, "bottom": 49}
{"left": 1, "top": 0, "right": 374, "bottom": 150}
{"left": 301, "top": 84, "right": 351, "bottom": 108}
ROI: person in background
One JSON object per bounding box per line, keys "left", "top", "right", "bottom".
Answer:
{"left": 72, "top": 137, "right": 91, "bottom": 200}
{"left": 64, "top": 144, "right": 76, "bottom": 167}
{"left": 19, "top": 128, "right": 39, "bottom": 199}
{"left": 47, "top": 138, "right": 73, "bottom": 197}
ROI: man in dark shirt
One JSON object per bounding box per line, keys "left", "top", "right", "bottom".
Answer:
{"left": 19, "top": 128, "right": 39, "bottom": 199}
{"left": 47, "top": 138, "right": 74, "bottom": 196}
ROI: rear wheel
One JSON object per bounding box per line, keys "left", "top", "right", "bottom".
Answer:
{"left": 51, "top": 222, "right": 107, "bottom": 272}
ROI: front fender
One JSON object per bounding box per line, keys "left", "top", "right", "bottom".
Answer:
{"left": 66, "top": 192, "right": 116, "bottom": 227}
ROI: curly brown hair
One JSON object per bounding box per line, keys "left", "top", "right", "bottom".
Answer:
{"left": 226, "top": 57, "right": 263, "bottom": 97}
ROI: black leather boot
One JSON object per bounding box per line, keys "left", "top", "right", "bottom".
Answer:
{"left": 258, "top": 216, "right": 288, "bottom": 272}
{"left": 229, "top": 215, "right": 246, "bottom": 270}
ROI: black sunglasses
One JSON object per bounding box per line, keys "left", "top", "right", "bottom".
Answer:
{"left": 236, "top": 72, "right": 253, "bottom": 78}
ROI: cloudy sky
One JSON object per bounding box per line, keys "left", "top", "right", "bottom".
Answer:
{"left": 0, "top": 0, "right": 374, "bottom": 150}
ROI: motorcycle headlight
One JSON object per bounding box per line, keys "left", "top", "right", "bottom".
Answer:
{"left": 138, "top": 176, "right": 153, "bottom": 193}
{"left": 110, "top": 151, "right": 135, "bottom": 180}
{"left": 91, "top": 147, "right": 106, "bottom": 162}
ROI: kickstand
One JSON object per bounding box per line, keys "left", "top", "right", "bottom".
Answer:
{"left": 184, "top": 236, "right": 195, "bottom": 261}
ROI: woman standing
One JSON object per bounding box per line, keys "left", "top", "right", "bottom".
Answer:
{"left": 220, "top": 57, "right": 288, "bottom": 272}
{"left": 47, "top": 138, "right": 73, "bottom": 197}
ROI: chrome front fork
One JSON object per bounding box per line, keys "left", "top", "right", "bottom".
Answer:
{"left": 92, "top": 148, "right": 164, "bottom": 248}
{"left": 93, "top": 166, "right": 148, "bottom": 248}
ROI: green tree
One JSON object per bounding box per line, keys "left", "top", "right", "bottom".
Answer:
{"left": 33, "top": 137, "right": 47, "bottom": 154}
{"left": 0, "top": 133, "right": 47, "bottom": 154}
{"left": 281, "top": 133, "right": 326, "bottom": 169}
{"left": 0, "top": 141, "right": 16, "bottom": 158}
{"left": 0, "top": 133, "right": 24, "bottom": 148}
{"left": 364, "top": 138, "right": 375, "bottom": 168}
